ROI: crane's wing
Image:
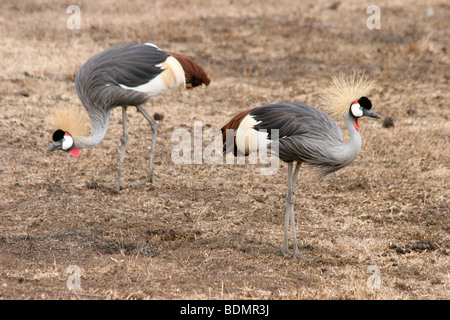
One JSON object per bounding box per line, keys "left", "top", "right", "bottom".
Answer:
{"left": 251, "top": 102, "right": 343, "bottom": 142}
{"left": 75, "top": 43, "right": 175, "bottom": 109}
{"left": 82, "top": 44, "right": 169, "bottom": 87}
{"left": 251, "top": 103, "right": 347, "bottom": 173}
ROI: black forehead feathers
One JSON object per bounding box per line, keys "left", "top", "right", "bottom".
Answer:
{"left": 52, "top": 129, "right": 66, "bottom": 142}
{"left": 358, "top": 97, "right": 372, "bottom": 110}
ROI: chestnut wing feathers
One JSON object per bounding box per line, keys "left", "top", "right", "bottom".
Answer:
{"left": 167, "top": 52, "right": 210, "bottom": 88}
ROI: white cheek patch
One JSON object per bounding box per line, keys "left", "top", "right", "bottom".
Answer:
{"left": 351, "top": 103, "right": 363, "bottom": 117}
{"left": 62, "top": 134, "right": 74, "bottom": 150}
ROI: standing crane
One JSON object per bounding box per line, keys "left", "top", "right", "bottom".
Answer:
{"left": 221, "top": 72, "right": 381, "bottom": 256}
{"left": 47, "top": 43, "right": 210, "bottom": 191}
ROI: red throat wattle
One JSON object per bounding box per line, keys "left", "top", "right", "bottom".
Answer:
{"left": 69, "top": 148, "right": 80, "bottom": 158}
{"left": 354, "top": 117, "right": 360, "bottom": 132}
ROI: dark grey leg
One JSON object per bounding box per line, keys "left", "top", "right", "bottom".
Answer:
{"left": 281, "top": 162, "right": 294, "bottom": 254}
{"left": 128, "top": 105, "right": 158, "bottom": 187}
{"left": 115, "top": 106, "right": 128, "bottom": 191}
{"left": 290, "top": 162, "right": 301, "bottom": 256}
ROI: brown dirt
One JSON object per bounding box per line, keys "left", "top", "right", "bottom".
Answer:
{"left": 0, "top": 0, "right": 449, "bottom": 300}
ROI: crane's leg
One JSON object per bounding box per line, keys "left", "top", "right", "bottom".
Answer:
{"left": 281, "top": 161, "right": 302, "bottom": 256}
{"left": 281, "top": 162, "right": 294, "bottom": 254}
{"left": 290, "top": 161, "right": 302, "bottom": 256}
{"left": 128, "top": 105, "right": 158, "bottom": 187}
{"left": 115, "top": 107, "right": 129, "bottom": 191}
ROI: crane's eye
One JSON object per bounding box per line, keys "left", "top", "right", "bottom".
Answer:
{"left": 351, "top": 102, "right": 363, "bottom": 117}
{"left": 62, "top": 133, "right": 74, "bottom": 150}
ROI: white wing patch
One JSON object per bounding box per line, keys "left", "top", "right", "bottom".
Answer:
{"left": 159, "top": 56, "right": 186, "bottom": 89}
{"left": 119, "top": 75, "right": 167, "bottom": 96}
{"left": 235, "top": 115, "right": 271, "bottom": 154}
{"left": 119, "top": 56, "right": 185, "bottom": 97}
{"left": 144, "top": 43, "right": 161, "bottom": 50}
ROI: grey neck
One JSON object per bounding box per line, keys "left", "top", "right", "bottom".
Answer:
{"left": 329, "top": 113, "right": 362, "bottom": 167}
{"left": 342, "top": 113, "right": 362, "bottom": 163}
{"left": 74, "top": 108, "right": 112, "bottom": 149}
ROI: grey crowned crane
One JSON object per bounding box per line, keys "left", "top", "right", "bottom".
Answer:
{"left": 47, "top": 43, "right": 210, "bottom": 191}
{"left": 221, "top": 72, "right": 381, "bottom": 256}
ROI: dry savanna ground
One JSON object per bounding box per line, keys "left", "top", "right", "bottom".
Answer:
{"left": 0, "top": 0, "right": 449, "bottom": 300}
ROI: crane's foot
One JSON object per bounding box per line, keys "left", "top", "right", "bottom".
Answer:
{"left": 113, "top": 175, "right": 125, "bottom": 191}
{"left": 127, "top": 174, "right": 159, "bottom": 189}
{"left": 273, "top": 245, "right": 291, "bottom": 256}
{"left": 114, "top": 182, "right": 124, "bottom": 192}
{"left": 293, "top": 249, "right": 313, "bottom": 260}
{"left": 274, "top": 246, "right": 313, "bottom": 260}
{"left": 128, "top": 179, "right": 153, "bottom": 188}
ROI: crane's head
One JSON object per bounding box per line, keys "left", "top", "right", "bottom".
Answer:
{"left": 47, "top": 129, "right": 80, "bottom": 157}
{"left": 320, "top": 71, "right": 379, "bottom": 119}
{"left": 46, "top": 105, "right": 89, "bottom": 158}
{"left": 349, "top": 97, "right": 381, "bottom": 131}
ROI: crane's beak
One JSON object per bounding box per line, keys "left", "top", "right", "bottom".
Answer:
{"left": 363, "top": 109, "right": 381, "bottom": 119}
{"left": 47, "top": 140, "right": 63, "bottom": 152}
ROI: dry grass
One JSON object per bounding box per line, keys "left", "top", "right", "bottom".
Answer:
{"left": 0, "top": 0, "right": 449, "bottom": 300}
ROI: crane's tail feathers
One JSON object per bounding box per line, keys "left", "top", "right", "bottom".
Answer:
{"left": 320, "top": 71, "right": 376, "bottom": 119}
{"left": 167, "top": 52, "right": 210, "bottom": 88}
{"left": 46, "top": 105, "right": 91, "bottom": 139}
